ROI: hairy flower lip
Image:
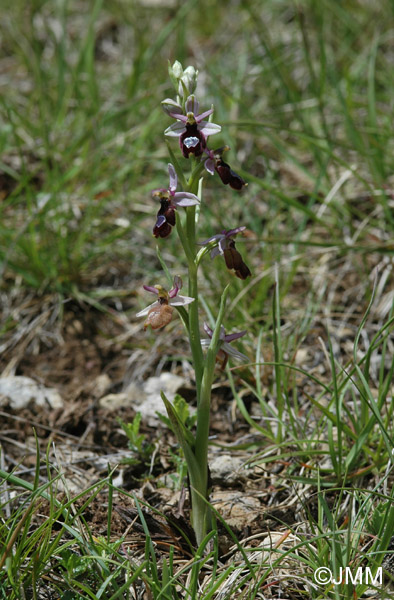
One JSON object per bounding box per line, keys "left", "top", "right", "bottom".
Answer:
{"left": 153, "top": 198, "right": 176, "bottom": 238}
{"left": 202, "top": 146, "right": 247, "bottom": 190}
{"left": 179, "top": 124, "right": 207, "bottom": 158}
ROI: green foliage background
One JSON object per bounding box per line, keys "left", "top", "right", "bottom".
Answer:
{"left": 1, "top": 1, "right": 394, "bottom": 598}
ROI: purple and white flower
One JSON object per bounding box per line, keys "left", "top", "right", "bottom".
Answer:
{"left": 137, "top": 276, "right": 194, "bottom": 330}
{"left": 203, "top": 146, "right": 247, "bottom": 190}
{"left": 152, "top": 163, "right": 200, "bottom": 238}
{"left": 202, "top": 322, "right": 248, "bottom": 367}
{"left": 164, "top": 96, "right": 221, "bottom": 158}
{"left": 198, "top": 227, "right": 251, "bottom": 280}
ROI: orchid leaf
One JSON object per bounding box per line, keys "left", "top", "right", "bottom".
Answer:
{"left": 161, "top": 392, "right": 196, "bottom": 459}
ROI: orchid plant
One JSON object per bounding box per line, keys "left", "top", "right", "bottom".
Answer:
{"left": 137, "top": 61, "right": 251, "bottom": 546}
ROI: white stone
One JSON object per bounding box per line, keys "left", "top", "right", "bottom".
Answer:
{"left": 99, "top": 373, "right": 186, "bottom": 428}
{"left": 209, "top": 454, "right": 247, "bottom": 486}
{"left": 0, "top": 376, "right": 64, "bottom": 410}
{"left": 142, "top": 372, "right": 185, "bottom": 397}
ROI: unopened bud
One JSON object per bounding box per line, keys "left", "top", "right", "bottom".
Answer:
{"left": 161, "top": 98, "right": 183, "bottom": 116}
{"left": 171, "top": 60, "right": 183, "bottom": 79}
{"left": 182, "top": 66, "right": 198, "bottom": 94}
{"left": 168, "top": 60, "right": 182, "bottom": 92}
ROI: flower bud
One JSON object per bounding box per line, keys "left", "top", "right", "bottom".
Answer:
{"left": 168, "top": 60, "right": 182, "bottom": 92}
{"left": 161, "top": 98, "right": 183, "bottom": 116}
{"left": 168, "top": 61, "right": 198, "bottom": 98}
{"left": 181, "top": 66, "right": 198, "bottom": 94}
{"left": 171, "top": 60, "right": 183, "bottom": 79}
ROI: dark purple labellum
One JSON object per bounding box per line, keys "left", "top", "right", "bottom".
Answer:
{"left": 153, "top": 219, "right": 172, "bottom": 238}
{"left": 223, "top": 241, "right": 251, "bottom": 280}
{"left": 180, "top": 123, "right": 206, "bottom": 158}
{"left": 216, "top": 159, "right": 246, "bottom": 191}
{"left": 153, "top": 198, "right": 176, "bottom": 238}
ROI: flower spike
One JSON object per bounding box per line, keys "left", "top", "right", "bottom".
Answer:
{"left": 142, "top": 62, "right": 255, "bottom": 546}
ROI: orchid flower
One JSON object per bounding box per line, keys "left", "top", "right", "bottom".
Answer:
{"left": 164, "top": 95, "right": 221, "bottom": 158}
{"left": 198, "top": 227, "right": 251, "bottom": 280}
{"left": 152, "top": 163, "right": 200, "bottom": 238}
{"left": 202, "top": 322, "right": 248, "bottom": 368}
{"left": 203, "top": 146, "right": 247, "bottom": 190}
{"left": 136, "top": 276, "right": 194, "bottom": 330}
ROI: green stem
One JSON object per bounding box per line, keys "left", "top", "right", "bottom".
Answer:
{"left": 188, "top": 261, "right": 204, "bottom": 402}
{"left": 171, "top": 158, "right": 223, "bottom": 545}
{"left": 192, "top": 285, "right": 230, "bottom": 542}
{"left": 175, "top": 211, "right": 204, "bottom": 402}
{"left": 184, "top": 163, "right": 205, "bottom": 404}
{"left": 195, "top": 285, "right": 230, "bottom": 465}
{"left": 175, "top": 210, "right": 194, "bottom": 264}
